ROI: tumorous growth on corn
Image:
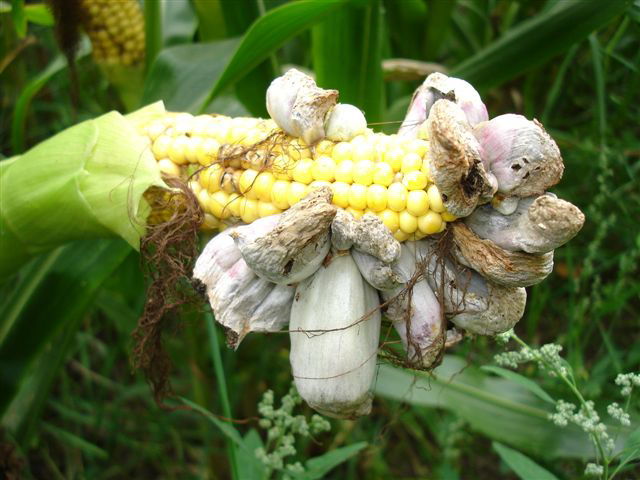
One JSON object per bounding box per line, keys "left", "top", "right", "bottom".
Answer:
{"left": 78, "top": 0, "right": 145, "bottom": 66}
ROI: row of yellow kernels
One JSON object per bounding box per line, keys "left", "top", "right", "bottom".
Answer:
{"left": 191, "top": 182, "right": 450, "bottom": 241}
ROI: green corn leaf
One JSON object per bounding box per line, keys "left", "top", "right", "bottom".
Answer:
{"left": 161, "top": 0, "right": 197, "bottom": 47}
{"left": 0, "top": 239, "right": 131, "bottom": 418}
{"left": 10, "top": 0, "right": 26, "bottom": 37}
{"left": 192, "top": 0, "right": 227, "bottom": 41}
{"left": 297, "top": 442, "right": 368, "bottom": 480}
{"left": 451, "top": 0, "right": 631, "bottom": 91}
{"left": 144, "top": 0, "right": 163, "bottom": 69}
{"left": 141, "top": 39, "right": 246, "bottom": 114}
{"left": 312, "top": 0, "right": 384, "bottom": 124}
{"left": 493, "top": 442, "right": 560, "bottom": 480}
{"left": 199, "top": 0, "right": 360, "bottom": 113}
{"left": 1, "top": 103, "right": 166, "bottom": 276}
{"left": 375, "top": 357, "right": 633, "bottom": 459}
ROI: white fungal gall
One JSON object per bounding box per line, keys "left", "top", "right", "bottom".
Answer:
{"left": 266, "top": 69, "right": 338, "bottom": 144}
{"left": 289, "top": 252, "right": 381, "bottom": 419}
{"left": 324, "top": 104, "right": 367, "bottom": 142}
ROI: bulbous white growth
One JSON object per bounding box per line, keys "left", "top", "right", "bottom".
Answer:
{"left": 324, "top": 104, "right": 367, "bottom": 142}
{"left": 289, "top": 253, "right": 381, "bottom": 419}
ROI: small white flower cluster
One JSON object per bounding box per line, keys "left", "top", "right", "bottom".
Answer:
{"left": 606, "top": 402, "right": 631, "bottom": 427}
{"left": 255, "top": 386, "right": 331, "bottom": 476}
{"left": 494, "top": 341, "right": 567, "bottom": 377}
{"left": 615, "top": 372, "right": 640, "bottom": 397}
{"left": 495, "top": 329, "right": 514, "bottom": 345}
{"left": 548, "top": 400, "right": 615, "bottom": 454}
{"left": 584, "top": 462, "right": 604, "bottom": 476}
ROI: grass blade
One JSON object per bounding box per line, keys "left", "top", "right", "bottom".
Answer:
{"left": 144, "top": 0, "right": 163, "bottom": 69}
{"left": 493, "top": 442, "right": 560, "bottom": 480}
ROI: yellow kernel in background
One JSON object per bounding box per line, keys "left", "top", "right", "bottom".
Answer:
{"left": 387, "top": 183, "right": 408, "bottom": 212}
{"left": 352, "top": 160, "right": 375, "bottom": 186}
{"left": 401, "top": 152, "right": 423, "bottom": 173}
{"left": 418, "top": 211, "right": 442, "bottom": 235}
{"left": 384, "top": 147, "right": 405, "bottom": 172}
{"left": 152, "top": 135, "right": 172, "bottom": 159}
{"left": 184, "top": 136, "right": 202, "bottom": 163}
{"left": 188, "top": 180, "right": 202, "bottom": 197}
{"left": 146, "top": 121, "right": 166, "bottom": 141}
{"left": 253, "top": 172, "right": 276, "bottom": 202}
{"left": 393, "top": 229, "right": 410, "bottom": 242}
{"left": 335, "top": 160, "right": 354, "bottom": 183}
{"left": 398, "top": 211, "right": 418, "bottom": 234}
{"left": 206, "top": 164, "right": 224, "bottom": 193}
{"left": 378, "top": 209, "right": 399, "bottom": 232}
{"left": 420, "top": 159, "right": 432, "bottom": 180}
{"left": 209, "top": 191, "right": 232, "bottom": 219}
{"left": 441, "top": 211, "right": 458, "bottom": 222}
{"left": 258, "top": 201, "right": 282, "bottom": 218}
{"left": 427, "top": 184, "right": 445, "bottom": 212}
{"left": 196, "top": 137, "right": 220, "bottom": 166}
{"left": 402, "top": 171, "right": 428, "bottom": 190}
{"left": 271, "top": 180, "right": 291, "bottom": 210}
{"left": 292, "top": 158, "right": 314, "bottom": 184}
{"left": 348, "top": 184, "right": 368, "bottom": 210}
{"left": 332, "top": 142, "right": 353, "bottom": 163}
{"left": 331, "top": 182, "right": 350, "bottom": 208}
{"left": 406, "top": 190, "right": 429, "bottom": 216}
{"left": 157, "top": 158, "right": 180, "bottom": 177}
{"left": 239, "top": 169, "right": 260, "bottom": 199}
{"left": 287, "top": 182, "right": 308, "bottom": 206}
{"left": 345, "top": 207, "right": 364, "bottom": 220}
{"left": 409, "top": 138, "right": 429, "bottom": 157}
{"left": 312, "top": 156, "right": 336, "bottom": 182}
{"left": 366, "top": 185, "right": 388, "bottom": 212}
{"left": 373, "top": 162, "right": 394, "bottom": 186}
{"left": 240, "top": 198, "right": 260, "bottom": 223}
{"left": 197, "top": 190, "right": 210, "bottom": 210}
{"left": 288, "top": 139, "right": 311, "bottom": 160}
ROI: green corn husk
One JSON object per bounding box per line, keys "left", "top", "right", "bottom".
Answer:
{"left": 0, "top": 102, "right": 168, "bottom": 277}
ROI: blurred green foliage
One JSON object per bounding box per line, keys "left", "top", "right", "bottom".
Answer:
{"left": 1, "top": 0, "right": 639, "bottom": 478}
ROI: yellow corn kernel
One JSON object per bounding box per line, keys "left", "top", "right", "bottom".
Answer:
{"left": 314, "top": 139, "right": 334, "bottom": 157}
{"left": 202, "top": 213, "right": 221, "bottom": 230}
{"left": 158, "top": 158, "right": 181, "bottom": 177}
{"left": 209, "top": 191, "right": 232, "bottom": 219}
{"left": 335, "top": 160, "right": 354, "bottom": 183}
{"left": 401, "top": 152, "right": 422, "bottom": 173}
{"left": 258, "top": 201, "right": 282, "bottom": 218}
{"left": 272, "top": 154, "right": 294, "bottom": 180}
{"left": 383, "top": 147, "right": 404, "bottom": 172}
{"left": 351, "top": 138, "right": 375, "bottom": 161}
{"left": 409, "top": 138, "right": 429, "bottom": 157}
{"left": 239, "top": 169, "right": 260, "bottom": 199}
{"left": 393, "top": 229, "right": 410, "bottom": 242}
{"left": 398, "top": 211, "right": 418, "bottom": 234}
{"left": 332, "top": 142, "right": 353, "bottom": 163}
{"left": 312, "top": 156, "right": 336, "bottom": 182}
{"left": 152, "top": 135, "right": 172, "bottom": 159}
{"left": 309, "top": 181, "right": 332, "bottom": 192}
{"left": 226, "top": 193, "right": 242, "bottom": 217}
{"left": 352, "top": 160, "right": 375, "bottom": 186}
{"left": 402, "top": 171, "right": 429, "bottom": 190}
{"left": 441, "top": 211, "right": 458, "bottom": 222}
{"left": 271, "top": 180, "right": 291, "bottom": 210}
{"left": 188, "top": 180, "right": 202, "bottom": 197}
{"left": 168, "top": 135, "right": 190, "bottom": 165}
{"left": 406, "top": 190, "right": 430, "bottom": 217}
{"left": 345, "top": 207, "right": 364, "bottom": 220}
{"left": 196, "top": 137, "right": 220, "bottom": 166}
{"left": 146, "top": 121, "right": 166, "bottom": 141}
{"left": 427, "top": 184, "right": 445, "bottom": 213}
{"left": 331, "top": 181, "right": 350, "bottom": 208}
{"left": 418, "top": 211, "right": 442, "bottom": 235}
{"left": 287, "top": 182, "right": 308, "bottom": 206}
{"left": 420, "top": 158, "right": 432, "bottom": 180}
{"left": 287, "top": 139, "right": 311, "bottom": 160}
{"left": 197, "top": 189, "right": 210, "bottom": 210}
{"left": 220, "top": 169, "right": 238, "bottom": 194}
{"left": 366, "top": 185, "right": 387, "bottom": 212}
{"left": 378, "top": 209, "right": 400, "bottom": 232}
{"left": 373, "top": 162, "right": 394, "bottom": 187}
{"left": 387, "top": 183, "right": 408, "bottom": 212}
{"left": 348, "top": 184, "right": 368, "bottom": 210}
{"left": 240, "top": 198, "right": 260, "bottom": 223}
{"left": 292, "top": 158, "right": 314, "bottom": 184}
{"left": 253, "top": 171, "right": 276, "bottom": 202}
